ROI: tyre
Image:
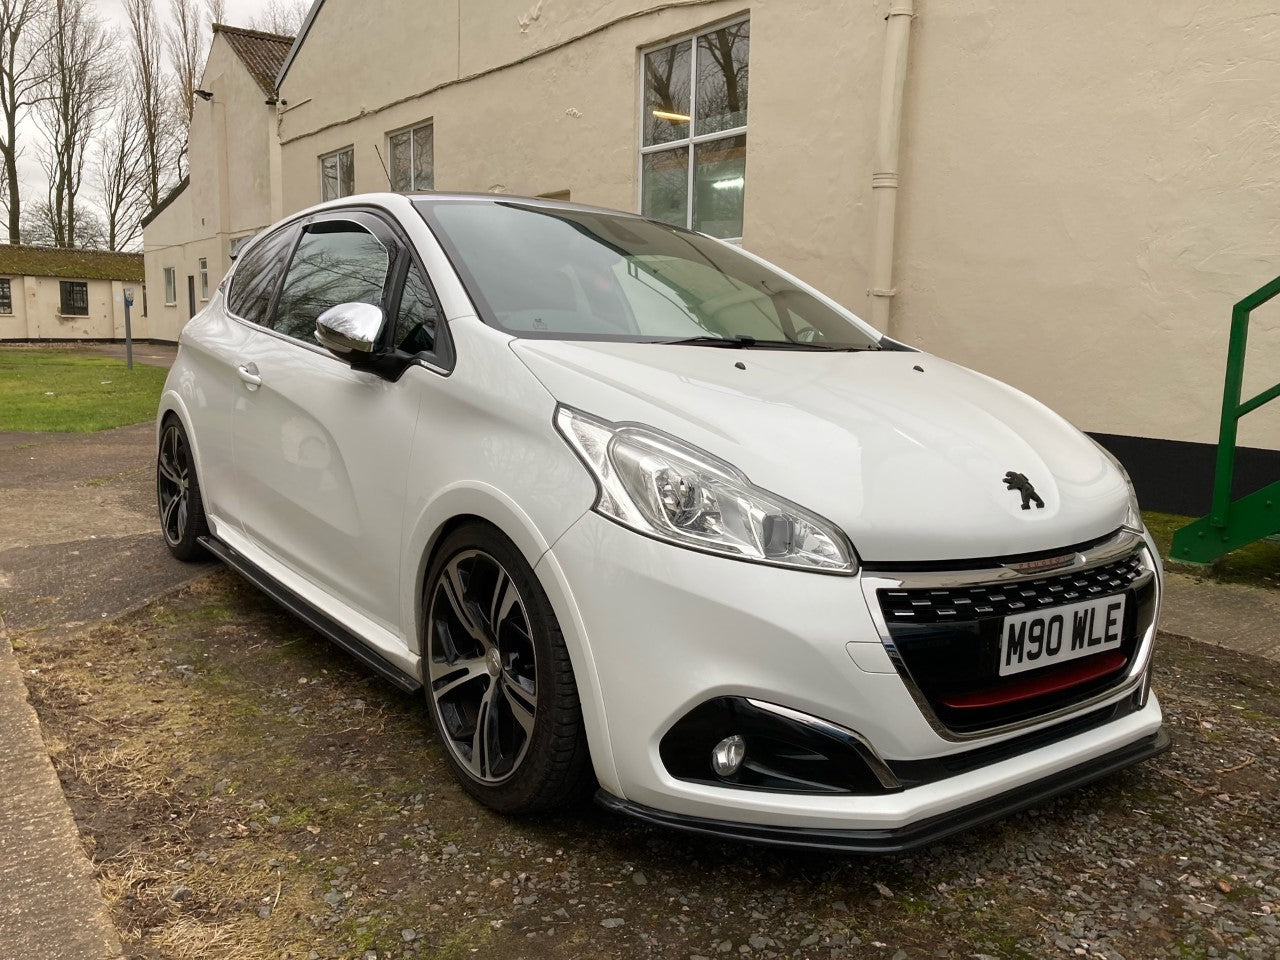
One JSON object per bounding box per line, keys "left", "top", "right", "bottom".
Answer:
{"left": 156, "top": 416, "right": 209, "bottom": 561}
{"left": 422, "top": 522, "right": 593, "bottom": 813}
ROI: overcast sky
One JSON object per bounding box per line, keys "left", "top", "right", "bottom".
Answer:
{"left": 14, "top": 0, "right": 295, "bottom": 228}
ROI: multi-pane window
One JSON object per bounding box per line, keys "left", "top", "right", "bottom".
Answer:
{"left": 389, "top": 122, "right": 434, "bottom": 192}
{"left": 59, "top": 281, "right": 88, "bottom": 316}
{"left": 321, "top": 146, "right": 355, "bottom": 201}
{"left": 640, "top": 19, "right": 749, "bottom": 239}
{"left": 164, "top": 267, "right": 177, "bottom": 305}
{"left": 0, "top": 278, "right": 11, "bottom": 314}
{"left": 198, "top": 257, "right": 209, "bottom": 300}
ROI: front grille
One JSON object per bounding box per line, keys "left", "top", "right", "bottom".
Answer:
{"left": 875, "top": 548, "right": 1157, "bottom": 734}
{"left": 879, "top": 553, "right": 1146, "bottom": 625}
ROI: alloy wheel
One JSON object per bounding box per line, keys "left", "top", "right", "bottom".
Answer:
{"left": 427, "top": 549, "right": 539, "bottom": 783}
{"left": 157, "top": 423, "right": 191, "bottom": 546}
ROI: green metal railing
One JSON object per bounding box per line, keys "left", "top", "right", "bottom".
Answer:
{"left": 1171, "top": 274, "right": 1280, "bottom": 564}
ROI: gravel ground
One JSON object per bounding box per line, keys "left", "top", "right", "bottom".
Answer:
{"left": 12, "top": 572, "right": 1280, "bottom": 960}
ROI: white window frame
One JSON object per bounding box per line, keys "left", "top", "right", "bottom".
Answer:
{"left": 320, "top": 145, "right": 355, "bottom": 201}
{"left": 386, "top": 120, "right": 434, "bottom": 192}
{"left": 163, "top": 266, "right": 177, "bottom": 306}
{"left": 637, "top": 16, "right": 749, "bottom": 241}
{"left": 0, "top": 277, "right": 11, "bottom": 315}
{"left": 198, "top": 257, "right": 209, "bottom": 301}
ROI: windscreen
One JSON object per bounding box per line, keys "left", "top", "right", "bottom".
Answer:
{"left": 417, "top": 200, "right": 881, "bottom": 349}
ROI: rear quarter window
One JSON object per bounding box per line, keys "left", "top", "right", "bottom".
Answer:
{"left": 227, "top": 225, "right": 298, "bottom": 325}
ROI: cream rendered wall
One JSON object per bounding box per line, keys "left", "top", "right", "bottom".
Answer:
{"left": 143, "top": 181, "right": 196, "bottom": 341}
{"left": 0, "top": 275, "right": 28, "bottom": 339}
{"left": 277, "top": 1, "right": 749, "bottom": 211}
{"left": 16, "top": 277, "right": 123, "bottom": 340}
{"left": 276, "top": 0, "right": 1277, "bottom": 450}
{"left": 892, "top": 0, "right": 1280, "bottom": 451}
{"left": 275, "top": 0, "right": 883, "bottom": 332}
{"left": 142, "top": 31, "right": 279, "bottom": 341}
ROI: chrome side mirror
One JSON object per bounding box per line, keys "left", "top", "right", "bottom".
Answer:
{"left": 315, "top": 302, "right": 387, "bottom": 360}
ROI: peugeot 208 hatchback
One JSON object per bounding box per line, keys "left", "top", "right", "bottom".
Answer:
{"left": 156, "top": 193, "right": 1168, "bottom": 850}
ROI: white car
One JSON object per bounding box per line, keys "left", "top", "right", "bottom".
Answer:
{"left": 156, "top": 193, "right": 1168, "bottom": 851}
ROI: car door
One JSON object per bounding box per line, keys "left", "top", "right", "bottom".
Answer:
{"left": 229, "top": 210, "right": 422, "bottom": 638}
{"left": 187, "top": 221, "right": 300, "bottom": 532}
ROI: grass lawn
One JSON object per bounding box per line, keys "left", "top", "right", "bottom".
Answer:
{"left": 0, "top": 348, "right": 168, "bottom": 433}
{"left": 1144, "top": 509, "right": 1279, "bottom": 588}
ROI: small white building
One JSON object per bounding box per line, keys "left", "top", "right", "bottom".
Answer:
{"left": 0, "top": 245, "right": 144, "bottom": 341}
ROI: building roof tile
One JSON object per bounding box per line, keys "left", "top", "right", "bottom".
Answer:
{"left": 214, "top": 23, "right": 295, "bottom": 96}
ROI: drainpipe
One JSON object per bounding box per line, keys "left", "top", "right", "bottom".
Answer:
{"left": 869, "top": 0, "right": 916, "bottom": 334}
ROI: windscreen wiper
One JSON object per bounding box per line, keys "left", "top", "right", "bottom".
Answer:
{"left": 657, "top": 335, "right": 871, "bottom": 351}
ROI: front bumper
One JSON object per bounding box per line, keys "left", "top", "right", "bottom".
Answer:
{"left": 597, "top": 727, "right": 1171, "bottom": 853}
{"left": 538, "top": 511, "right": 1166, "bottom": 837}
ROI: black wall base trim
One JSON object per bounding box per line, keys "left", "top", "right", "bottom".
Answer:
{"left": 1091, "top": 433, "right": 1280, "bottom": 517}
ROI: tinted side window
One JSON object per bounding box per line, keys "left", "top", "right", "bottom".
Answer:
{"left": 273, "top": 222, "right": 390, "bottom": 342}
{"left": 394, "top": 261, "right": 442, "bottom": 355}
{"left": 227, "top": 225, "right": 296, "bottom": 325}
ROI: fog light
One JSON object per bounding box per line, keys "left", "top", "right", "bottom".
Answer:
{"left": 711, "top": 735, "right": 746, "bottom": 776}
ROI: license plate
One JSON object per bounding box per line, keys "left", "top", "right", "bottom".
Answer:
{"left": 999, "top": 594, "right": 1126, "bottom": 676}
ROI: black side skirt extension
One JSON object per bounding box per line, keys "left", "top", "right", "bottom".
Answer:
{"left": 596, "top": 728, "right": 1171, "bottom": 854}
{"left": 197, "top": 535, "right": 422, "bottom": 694}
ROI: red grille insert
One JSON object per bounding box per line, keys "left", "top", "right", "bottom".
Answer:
{"left": 938, "top": 652, "right": 1128, "bottom": 710}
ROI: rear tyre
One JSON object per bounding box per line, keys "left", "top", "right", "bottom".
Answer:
{"left": 422, "top": 522, "right": 593, "bottom": 814}
{"left": 156, "top": 417, "right": 209, "bottom": 561}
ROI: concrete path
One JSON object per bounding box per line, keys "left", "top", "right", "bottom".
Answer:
{"left": 0, "top": 425, "right": 215, "bottom": 633}
{"left": 0, "top": 634, "right": 124, "bottom": 960}
{"left": 1162, "top": 569, "right": 1280, "bottom": 662}
{"left": 82, "top": 342, "right": 178, "bottom": 369}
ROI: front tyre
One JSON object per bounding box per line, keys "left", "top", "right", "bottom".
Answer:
{"left": 156, "top": 417, "right": 209, "bottom": 561}
{"left": 423, "top": 523, "right": 592, "bottom": 814}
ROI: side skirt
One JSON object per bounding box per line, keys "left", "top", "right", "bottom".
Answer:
{"left": 197, "top": 535, "right": 422, "bottom": 694}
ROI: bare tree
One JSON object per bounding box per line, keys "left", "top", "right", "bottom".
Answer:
{"left": 166, "top": 0, "right": 204, "bottom": 154}
{"left": 249, "top": 0, "right": 307, "bottom": 35}
{"left": 96, "top": 102, "right": 148, "bottom": 250}
{"left": 36, "top": 0, "right": 114, "bottom": 248}
{"left": 0, "top": 0, "right": 48, "bottom": 244}
{"left": 125, "top": 0, "right": 172, "bottom": 211}
{"left": 21, "top": 197, "right": 106, "bottom": 248}
{"left": 205, "top": 0, "right": 226, "bottom": 26}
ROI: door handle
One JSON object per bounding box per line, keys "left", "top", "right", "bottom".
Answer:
{"left": 236, "top": 362, "right": 262, "bottom": 389}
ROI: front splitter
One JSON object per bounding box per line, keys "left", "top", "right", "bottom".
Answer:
{"left": 596, "top": 727, "right": 1171, "bottom": 853}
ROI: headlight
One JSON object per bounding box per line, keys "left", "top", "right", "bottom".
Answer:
{"left": 1092, "top": 438, "right": 1143, "bottom": 533}
{"left": 555, "top": 405, "right": 857, "bottom": 574}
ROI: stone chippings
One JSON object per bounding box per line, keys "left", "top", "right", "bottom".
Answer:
{"left": 13, "top": 577, "right": 1280, "bottom": 960}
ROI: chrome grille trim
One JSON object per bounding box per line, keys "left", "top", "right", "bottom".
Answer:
{"left": 858, "top": 529, "right": 1159, "bottom": 743}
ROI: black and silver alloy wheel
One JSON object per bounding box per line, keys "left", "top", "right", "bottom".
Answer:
{"left": 421, "top": 522, "right": 593, "bottom": 814}
{"left": 156, "top": 417, "right": 209, "bottom": 561}
{"left": 158, "top": 422, "right": 191, "bottom": 547}
{"left": 428, "top": 549, "right": 539, "bottom": 783}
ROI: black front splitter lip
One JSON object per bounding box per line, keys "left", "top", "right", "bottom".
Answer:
{"left": 596, "top": 727, "right": 1170, "bottom": 854}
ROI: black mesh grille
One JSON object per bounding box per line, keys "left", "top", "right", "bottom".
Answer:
{"left": 878, "top": 553, "right": 1146, "bottom": 625}
{"left": 875, "top": 549, "right": 1157, "bottom": 733}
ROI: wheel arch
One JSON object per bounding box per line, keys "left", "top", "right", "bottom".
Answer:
{"left": 156, "top": 391, "right": 207, "bottom": 494}
{"left": 404, "top": 484, "right": 620, "bottom": 793}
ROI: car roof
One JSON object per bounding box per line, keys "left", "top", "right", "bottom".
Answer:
{"left": 402, "top": 191, "right": 647, "bottom": 221}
